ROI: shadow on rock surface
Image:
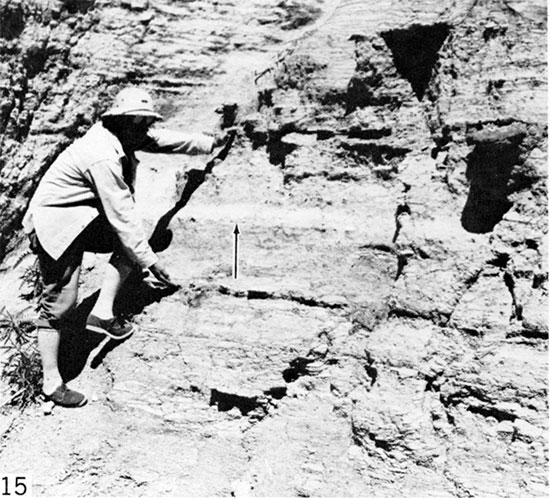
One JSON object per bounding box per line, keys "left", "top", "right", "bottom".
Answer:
{"left": 149, "top": 130, "right": 237, "bottom": 252}
{"left": 381, "top": 23, "right": 450, "bottom": 100}
{"left": 461, "top": 124, "right": 529, "bottom": 233}
{"left": 58, "top": 273, "right": 179, "bottom": 382}
{"left": 58, "top": 290, "right": 103, "bottom": 383}
{"left": 461, "top": 185, "right": 514, "bottom": 233}
{"left": 114, "top": 271, "right": 179, "bottom": 318}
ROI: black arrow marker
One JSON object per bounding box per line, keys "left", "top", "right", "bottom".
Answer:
{"left": 233, "top": 224, "right": 240, "bottom": 279}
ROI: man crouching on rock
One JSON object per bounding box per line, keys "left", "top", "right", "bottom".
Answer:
{"left": 23, "top": 87, "right": 224, "bottom": 408}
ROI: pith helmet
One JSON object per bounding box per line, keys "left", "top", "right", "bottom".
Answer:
{"left": 102, "top": 87, "right": 163, "bottom": 120}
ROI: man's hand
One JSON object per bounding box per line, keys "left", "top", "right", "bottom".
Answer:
{"left": 213, "top": 128, "right": 237, "bottom": 149}
{"left": 148, "top": 262, "right": 179, "bottom": 289}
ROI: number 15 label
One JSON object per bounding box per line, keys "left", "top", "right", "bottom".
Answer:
{"left": 1, "top": 476, "right": 31, "bottom": 496}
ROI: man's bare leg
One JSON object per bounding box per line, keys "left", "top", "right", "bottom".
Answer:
{"left": 39, "top": 326, "right": 86, "bottom": 406}
{"left": 38, "top": 327, "right": 63, "bottom": 395}
{"left": 90, "top": 257, "right": 133, "bottom": 319}
{"left": 35, "top": 244, "right": 86, "bottom": 406}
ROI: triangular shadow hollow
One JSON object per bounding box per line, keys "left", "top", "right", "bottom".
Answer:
{"left": 381, "top": 23, "right": 450, "bottom": 100}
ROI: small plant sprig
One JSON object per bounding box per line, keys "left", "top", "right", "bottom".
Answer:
{"left": 0, "top": 307, "right": 41, "bottom": 408}
{"left": 15, "top": 251, "right": 43, "bottom": 301}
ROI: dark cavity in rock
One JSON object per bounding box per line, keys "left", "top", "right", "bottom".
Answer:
{"left": 381, "top": 23, "right": 450, "bottom": 100}
{"left": 282, "top": 357, "right": 313, "bottom": 383}
{"left": 461, "top": 124, "right": 527, "bottom": 233}
{"left": 0, "top": 1, "right": 26, "bottom": 40}
{"left": 209, "top": 389, "right": 265, "bottom": 417}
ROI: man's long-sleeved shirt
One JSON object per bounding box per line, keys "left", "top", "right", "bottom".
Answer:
{"left": 23, "top": 122, "right": 214, "bottom": 268}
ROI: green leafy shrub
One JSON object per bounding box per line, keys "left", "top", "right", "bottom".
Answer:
{"left": 0, "top": 307, "right": 41, "bottom": 408}
{"left": 19, "top": 256, "right": 43, "bottom": 301}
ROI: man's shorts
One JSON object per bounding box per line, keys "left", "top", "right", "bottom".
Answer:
{"left": 29, "top": 217, "right": 131, "bottom": 329}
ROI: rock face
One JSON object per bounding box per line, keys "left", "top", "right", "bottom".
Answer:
{"left": 0, "top": 0, "right": 547, "bottom": 496}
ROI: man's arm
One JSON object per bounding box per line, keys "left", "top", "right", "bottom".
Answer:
{"left": 142, "top": 129, "right": 215, "bottom": 155}
{"left": 85, "top": 159, "right": 158, "bottom": 269}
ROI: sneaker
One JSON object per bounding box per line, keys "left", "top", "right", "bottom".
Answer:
{"left": 43, "top": 384, "right": 87, "bottom": 408}
{"left": 86, "top": 314, "right": 135, "bottom": 340}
